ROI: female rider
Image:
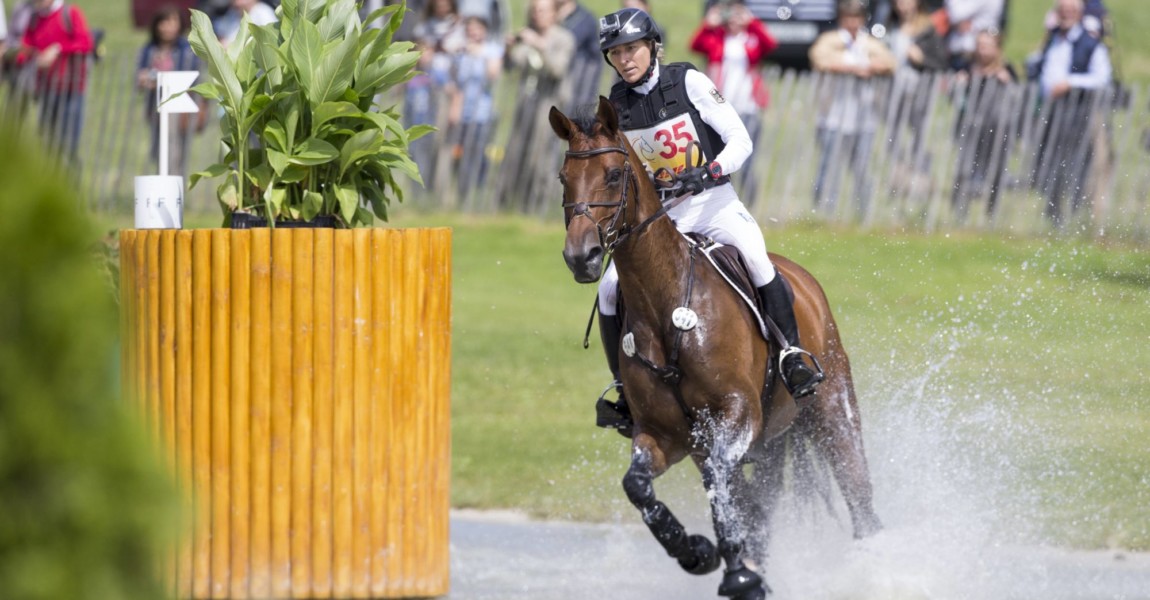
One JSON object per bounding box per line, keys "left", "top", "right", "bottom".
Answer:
{"left": 593, "top": 8, "right": 821, "bottom": 434}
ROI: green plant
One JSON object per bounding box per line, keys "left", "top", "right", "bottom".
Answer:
{"left": 186, "top": 0, "right": 430, "bottom": 227}
{"left": 0, "top": 124, "right": 178, "bottom": 600}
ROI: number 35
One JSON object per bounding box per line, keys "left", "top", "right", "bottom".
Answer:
{"left": 654, "top": 121, "right": 694, "bottom": 160}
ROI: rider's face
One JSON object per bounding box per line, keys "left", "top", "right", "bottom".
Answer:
{"left": 608, "top": 41, "right": 652, "bottom": 84}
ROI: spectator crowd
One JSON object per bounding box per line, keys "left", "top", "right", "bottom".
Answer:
{"left": 0, "top": 0, "right": 1126, "bottom": 228}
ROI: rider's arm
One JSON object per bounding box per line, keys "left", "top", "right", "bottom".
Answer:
{"left": 683, "top": 69, "right": 753, "bottom": 175}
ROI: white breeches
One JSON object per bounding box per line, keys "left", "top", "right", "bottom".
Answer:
{"left": 598, "top": 183, "right": 776, "bottom": 317}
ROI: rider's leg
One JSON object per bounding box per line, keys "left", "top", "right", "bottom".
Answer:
{"left": 757, "top": 276, "right": 822, "bottom": 398}
{"left": 596, "top": 265, "right": 633, "bottom": 435}
{"left": 678, "top": 187, "right": 822, "bottom": 398}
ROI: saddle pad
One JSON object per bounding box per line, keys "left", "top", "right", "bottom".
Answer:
{"left": 684, "top": 232, "right": 771, "bottom": 340}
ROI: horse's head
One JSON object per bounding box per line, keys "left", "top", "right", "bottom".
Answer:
{"left": 549, "top": 97, "right": 635, "bottom": 284}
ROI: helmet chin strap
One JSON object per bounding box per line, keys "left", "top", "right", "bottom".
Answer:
{"left": 630, "top": 59, "right": 657, "bottom": 88}
{"left": 624, "top": 54, "right": 658, "bottom": 89}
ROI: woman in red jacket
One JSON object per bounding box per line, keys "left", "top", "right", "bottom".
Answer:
{"left": 689, "top": 0, "right": 776, "bottom": 202}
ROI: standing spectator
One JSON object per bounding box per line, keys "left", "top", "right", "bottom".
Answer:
{"left": 883, "top": 0, "right": 948, "bottom": 198}
{"left": 404, "top": 43, "right": 444, "bottom": 193}
{"left": 215, "top": 0, "right": 277, "bottom": 47}
{"left": 136, "top": 5, "right": 202, "bottom": 176}
{"left": 689, "top": 0, "right": 776, "bottom": 204}
{"left": 496, "top": 0, "right": 573, "bottom": 212}
{"left": 944, "top": 0, "right": 1004, "bottom": 69}
{"left": 414, "top": 0, "right": 466, "bottom": 85}
{"left": 15, "top": 0, "right": 94, "bottom": 165}
{"left": 556, "top": 0, "right": 601, "bottom": 108}
{"left": 0, "top": 2, "right": 9, "bottom": 61}
{"left": 411, "top": 0, "right": 465, "bottom": 193}
{"left": 951, "top": 29, "right": 1017, "bottom": 217}
{"left": 808, "top": 0, "right": 896, "bottom": 217}
{"left": 446, "top": 14, "right": 502, "bottom": 203}
{"left": 1030, "top": 0, "right": 1112, "bottom": 226}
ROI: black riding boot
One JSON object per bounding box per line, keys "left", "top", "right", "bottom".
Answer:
{"left": 758, "top": 278, "right": 824, "bottom": 398}
{"left": 595, "top": 311, "right": 633, "bottom": 437}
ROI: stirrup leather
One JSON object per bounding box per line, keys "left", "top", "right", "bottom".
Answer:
{"left": 778, "top": 346, "right": 825, "bottom": 399}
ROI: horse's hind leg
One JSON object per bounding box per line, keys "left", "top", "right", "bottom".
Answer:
{"left": 737, "top": 435, "right": 787, "bottom": 567}
{"left": 623, "top": 434, "right": 722, "bottom": 576}
{"left": 805, "top": 379, "right": 882, "bottom": 538}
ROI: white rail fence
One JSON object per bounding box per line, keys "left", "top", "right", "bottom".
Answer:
{"left": 3, "top": 54, "right": 1148, "bottom": 240}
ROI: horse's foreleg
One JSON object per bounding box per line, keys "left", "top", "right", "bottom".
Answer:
{"left": 624, "top": 435, "right": 721, "bottom": 576}
{"left": 701, "top": 420, "right": 769, "bottom": 600}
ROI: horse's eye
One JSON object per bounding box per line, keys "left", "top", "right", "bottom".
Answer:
{"left": 558, "top": 172, "right": 567, "bottom": 185}
{"left": 605, "top": 168, "right": 622, "bottom": 185}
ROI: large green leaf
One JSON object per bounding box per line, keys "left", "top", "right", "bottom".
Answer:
{"left": 338, "top": 129, "right": 383, "bottom": 178}
{"left": 301, "top": 190, "right": 324, "bottom": 222}
{"left": 318, "top": 0, "right": 357, "bottom": 43}
{"left": 313, "top": 101, "right": 361, "bottom": 133}
{"left": 263, "top": 120, "right": 288, "bottom": 152}
{"left": 310, "top": 32, "right": 358, "bottom": 106}
{"left": 355, "top": 44, "right": 419, "bottom": 95}
{"left": 288, "top": 138, "right": 339, "bottom": 166}
{"left": 189, "top": 164, "right": 231, "bottom": 189}
{"left": 335, "top": 183, "right": 359, "bottom": 223}
{"left": 187, "top": 10, "right": 244, "bottom": 125}
{"left": 266, "top": 148, "right": 290, "bottom": 176}
{"left": 249, "top": 23, "right": 286, "bottom": 87}
{"left": 289, "top": 18, "right": 323, "bottom": 102}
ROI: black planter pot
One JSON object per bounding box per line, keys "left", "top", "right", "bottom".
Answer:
{"left": 230, "top": 212, "right": 341, "bottom": 229}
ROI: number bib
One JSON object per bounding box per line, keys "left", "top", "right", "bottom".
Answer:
{"left": 623, "top": 114, "right": 710, "bottom": 178}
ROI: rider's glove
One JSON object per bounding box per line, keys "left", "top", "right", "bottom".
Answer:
{"left": 675, "top": 161, "right": 723, "bottom": 197}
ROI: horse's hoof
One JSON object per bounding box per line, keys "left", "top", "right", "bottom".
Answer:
{"left": 718, "top": 566, "right": 763, "bottom": 598}
{"left": 677, "top": 534, "right": 721, "bottom": 575}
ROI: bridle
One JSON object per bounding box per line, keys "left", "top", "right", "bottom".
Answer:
{"left": 560, "top": 139, "right": 635, "bottom": 251}
{"left": 560, "top": 136, "right": 678, "bottom": 251}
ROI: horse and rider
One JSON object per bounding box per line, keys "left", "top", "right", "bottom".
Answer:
{"left": 549, "top": 8, "right": 882, "bottom": 599}
{"left": 591, "top": 7, "right": 823, "bottom": 437}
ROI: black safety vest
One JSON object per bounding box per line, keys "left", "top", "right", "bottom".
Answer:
{"left": 608, "top": 62, "right": 726, "bottom": 168}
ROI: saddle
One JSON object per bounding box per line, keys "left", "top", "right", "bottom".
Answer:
{"left": 684, "top": 232, "right": 797, "bottom": 405}
{"left": 683, "top": 232, "right": 793, "bottom": 340}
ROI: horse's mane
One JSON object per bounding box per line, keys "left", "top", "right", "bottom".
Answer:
{"left": 569, "top": 103, "right": 604, "bottom": 137}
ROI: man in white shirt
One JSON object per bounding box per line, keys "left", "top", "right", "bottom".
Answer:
{"left": 1031, "top": 0, "right": 1112, "bottom": 226}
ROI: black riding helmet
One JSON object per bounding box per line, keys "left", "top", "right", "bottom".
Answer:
{"left": 598, "top": 8, "right": 661, "bottom": 66}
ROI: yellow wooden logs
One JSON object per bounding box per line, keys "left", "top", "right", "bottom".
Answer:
{"left": 120, "top": 228, "right": 452, "bottom": 599}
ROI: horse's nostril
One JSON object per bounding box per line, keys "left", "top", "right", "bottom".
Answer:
{"left": 586, "top": 246, "right": 603, "bottom": 264}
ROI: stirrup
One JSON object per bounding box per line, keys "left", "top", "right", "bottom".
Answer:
{"left": 778, "top": 347, "right": 825, "bottom": 399}
{"left": 595, "top": 380, "right": 633, "bottom": 437}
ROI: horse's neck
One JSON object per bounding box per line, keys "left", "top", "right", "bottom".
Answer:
{"left": 613, "top": 211, "right": 690, "bottom": 320}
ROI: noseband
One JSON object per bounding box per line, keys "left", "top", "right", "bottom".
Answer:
{"left": 561, "top": 140, "right": 635, "bottom": 250}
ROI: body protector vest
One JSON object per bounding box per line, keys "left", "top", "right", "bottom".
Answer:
{"left": 609, "top": 62, "right": 727, "bottom": 179}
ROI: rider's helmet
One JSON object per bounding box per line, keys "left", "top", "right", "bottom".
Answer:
{"left": 598, "top": 8, "right": 661, "bottom": 66}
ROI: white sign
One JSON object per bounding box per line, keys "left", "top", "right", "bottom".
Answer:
{"left": 134, "top": 175, "right": 184, "bottom": 229}
{"left": 156, "top": 70, "right": 201, "bottom": 114}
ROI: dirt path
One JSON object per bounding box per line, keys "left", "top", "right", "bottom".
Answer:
{"left": 447, "top": 510, "right": 1150, "bottom": 600}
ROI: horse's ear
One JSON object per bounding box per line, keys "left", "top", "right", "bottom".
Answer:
{"left": 596, "top": 96, "right": 619, "bottom": 135}
{"left": 549, "top": 105, "right": 575, "bottom": 142}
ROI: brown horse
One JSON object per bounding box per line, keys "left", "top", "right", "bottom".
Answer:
{"left": 549, "top": 98, "right": 882, "bottom": 599}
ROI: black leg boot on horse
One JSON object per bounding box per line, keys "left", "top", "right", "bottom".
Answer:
{"left": 595, "top": 310, "right": 633, "bottom": 438}
{"left": 758, "top": 277, "right": 825, "bottom": 399}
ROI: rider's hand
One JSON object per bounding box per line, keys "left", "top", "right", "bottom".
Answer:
{"left": 675, "top": 162, "right": 722, "bottom": 197}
